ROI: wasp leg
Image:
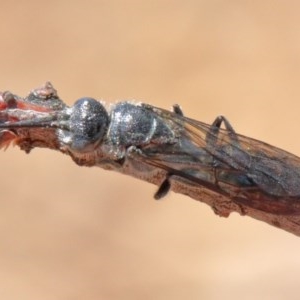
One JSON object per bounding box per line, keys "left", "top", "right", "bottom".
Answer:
{"left": 205, "top": 115, "right": 239, "bottom": 146}
{"left": 204, "top": 116, "right": 241, "bottom": 188}
{"left": 126, "top": 146, "right": 172, "bottom": 200}
{"left": 172, "top": 104, "right": 184, "bottom": 116}
{"left": 154, "top": 175, "right": 172, "bottom": 200}
{"left": 154, "top": 104, "right": 183, "bottom": 200}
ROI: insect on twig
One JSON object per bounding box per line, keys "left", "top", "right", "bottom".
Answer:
{"left": 1, "top": 82, "right": 300, "bottom": 236}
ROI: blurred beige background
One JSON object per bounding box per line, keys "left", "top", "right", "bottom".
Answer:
{"left": 0, "top": 1, "right": 300, "bottom": 299}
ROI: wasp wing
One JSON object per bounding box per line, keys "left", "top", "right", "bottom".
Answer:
{"left": 132, "top": 104, "right": 300, "bottom": 215}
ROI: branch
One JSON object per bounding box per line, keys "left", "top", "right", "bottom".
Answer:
{"left": 0, "top": 82, "right": 299, "bottom": 237}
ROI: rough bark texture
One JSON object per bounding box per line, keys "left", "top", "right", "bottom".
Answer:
{"left": 1, "top": 82, "right": 300, "bottom": 237}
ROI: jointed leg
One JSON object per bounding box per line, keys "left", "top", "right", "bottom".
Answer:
{"left": 172, "top": 104, "right": 184, "bottom": 116}
{"left": 154, "top": 175, "right": 172, "bottom": 200}
{"left": 205, "top": 115, "right": 239, "bottom": 147}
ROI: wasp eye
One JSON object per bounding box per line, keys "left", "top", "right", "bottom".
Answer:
{"left": 68, "top": 97, "right": 109, "bottom": 151}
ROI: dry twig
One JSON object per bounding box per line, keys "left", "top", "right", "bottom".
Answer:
{"left": 1, "top": 82, "right": 300, "bottom": 237}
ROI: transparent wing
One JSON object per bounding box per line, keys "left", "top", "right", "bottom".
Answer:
{"left": 180, "top": 110, "right": 300, "bottom": 197}
{"left": 132, "top": 104, "right": 300, "bottom": 214}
